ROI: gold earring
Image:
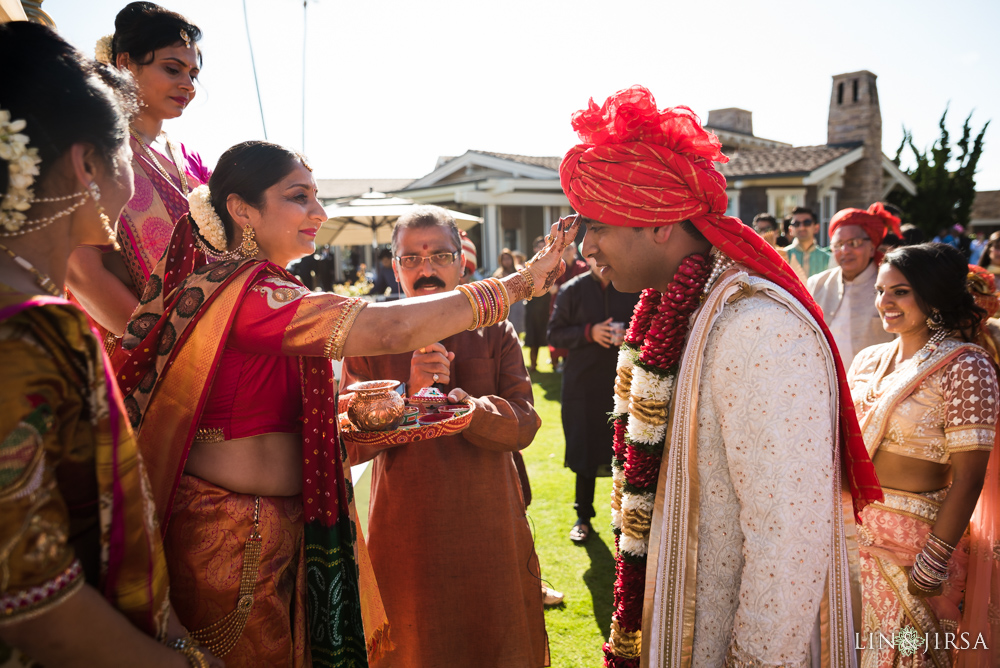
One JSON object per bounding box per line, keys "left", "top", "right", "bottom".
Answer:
{"left": 87, "top": 181, "right": 119, "bottom": 249}
{"left": 926, "top": 308, "right": 944, "bottom": 331}
{"left": 239, "top": 225, "right": 259, "bottom": 258}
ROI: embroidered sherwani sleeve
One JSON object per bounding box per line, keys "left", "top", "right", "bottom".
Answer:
{"left": 710, "top": 298, "right": 834, "bottom": 666}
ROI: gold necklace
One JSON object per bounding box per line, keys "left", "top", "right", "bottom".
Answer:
{"left": 129, "top": 127, "right": 190, "bottom": 196}
{"left": 0, "top": 242, "right": 63, "bottom": 297}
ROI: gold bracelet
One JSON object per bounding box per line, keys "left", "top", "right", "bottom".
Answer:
{"left": 168, "top": 636, "right": 209, "bottom": 668}
{"left": 456, "top": 284, "right": 482, "bottom": 330}
{"left": 501, "top": 270, "right": 533, "bottom": 303}
{"left": 518, "top": 267, "right": 535, "bottom": 295}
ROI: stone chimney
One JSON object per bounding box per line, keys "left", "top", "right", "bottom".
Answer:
{"left": 828, "top": 70, "right": 882, "bottom": 210}
{"left": 707, "top": 108, "right": 753, "bottom": 136}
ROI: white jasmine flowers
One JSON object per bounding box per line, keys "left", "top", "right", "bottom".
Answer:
{"left": 187, "top": 184, "right": 228, "bottom": 251}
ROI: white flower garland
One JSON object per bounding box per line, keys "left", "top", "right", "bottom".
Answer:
{"left": 95, "top": 34, "right": 114, "bottom": 65}
{"left": 187, "top": 184, "right": 228, "bottom": 251}
{"left": 0, "top": 110, "right": 42, "bottom": 233}
{"left": 610, "top": 345, "right": 678, "bottom": 559}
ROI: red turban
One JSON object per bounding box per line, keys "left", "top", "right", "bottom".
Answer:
{"left": 829, "top": 202, "right": 902, "bottom": 249}
{"left": 459, "top": 229, "right": 477, "bottom": 276}
{"left": 559, "top": 85, "right": 881, "bottom": 513}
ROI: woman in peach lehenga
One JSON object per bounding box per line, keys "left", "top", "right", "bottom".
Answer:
{"left": 848, "top": 243, "right": 1000, "bottom": 667}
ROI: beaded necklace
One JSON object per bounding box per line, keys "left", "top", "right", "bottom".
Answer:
{"left": 0, "top": 242, "right": 63, "bottom": 297}
{"left": 129, "top": 127, "right": 190, "bottom": 196}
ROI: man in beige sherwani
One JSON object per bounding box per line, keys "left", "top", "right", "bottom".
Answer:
{"left": 559, "top": 86, "right": 882, "bottom": 668}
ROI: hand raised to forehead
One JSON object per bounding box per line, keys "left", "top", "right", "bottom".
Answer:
{"left": 526, "top": 215, "right": 581, "bottom": 296}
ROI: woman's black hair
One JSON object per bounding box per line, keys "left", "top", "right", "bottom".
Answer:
{"left": 0, "top": 21, "right": 138, "bottom": 198}
{"left": 882, "top": 242, "right": 986, "bottom": 341}
{"left": 207, "top": 141, "right": 309, "bottom": 241}
{"left": 112, "top": 1, "right": 203, "bottom": 67}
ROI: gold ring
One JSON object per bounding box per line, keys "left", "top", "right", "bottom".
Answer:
{"left": 545, "top": 234, "right": 553, "bottom": 244}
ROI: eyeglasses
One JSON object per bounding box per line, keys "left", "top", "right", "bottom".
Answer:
{"left": 789, "top": 220, "right": 815, "bottom": 228}
{"left": 831, "top": 238, "right": 871, "bottom": 252}
{"left": 394, "top": 252, "right": 459, "bottom": 269}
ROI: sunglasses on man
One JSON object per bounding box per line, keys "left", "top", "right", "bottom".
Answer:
{"left": 789, "top": 219, "right": 815, "bottom": 228}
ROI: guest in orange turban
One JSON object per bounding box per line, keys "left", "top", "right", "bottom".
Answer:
{"left": 828, "top": 202, "right": 902, "bottom": 262}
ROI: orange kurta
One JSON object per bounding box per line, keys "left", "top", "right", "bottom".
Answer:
{"left": 341, "top": 322, "right": 549, "bottom": 668}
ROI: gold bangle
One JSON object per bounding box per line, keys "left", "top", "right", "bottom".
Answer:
{"left": 456, "top": 284, "right": 481, "bottom": 330}
{"left": 518, "top": 267, "right": 535, "bottom": 295}
{"left": 168, "top": 636, "right": 209, "bottom": 668}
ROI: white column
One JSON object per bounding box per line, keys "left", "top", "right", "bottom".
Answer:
{"left": 484, "top": 204, "right": 499, "bottom": 274}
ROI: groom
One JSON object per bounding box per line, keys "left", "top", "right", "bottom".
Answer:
{"left": 560, "top": 87, "right": 881, "bottom": 667}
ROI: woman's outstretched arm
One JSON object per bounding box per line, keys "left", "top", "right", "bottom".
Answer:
{"left": 341, "top": 217, "right": 579, "bottom": 358}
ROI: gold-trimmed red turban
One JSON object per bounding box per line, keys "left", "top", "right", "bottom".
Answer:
{"left": 829, "top": 202, "right": 902, "bottom": 249}
{"left": 559, "top": 86, "right": 882, "bottom": 512}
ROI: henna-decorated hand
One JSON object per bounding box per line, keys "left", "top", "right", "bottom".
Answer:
{"left": 526, "top": 215, "right": 580, "bottom": 297}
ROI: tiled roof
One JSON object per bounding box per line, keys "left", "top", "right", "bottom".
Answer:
{"left": 971, "top": 190, "right": 1000, "bottom": 221}
{"left": 437, "top": 151, "right": 561, "bottom": 171}
{"left": 719, "top": 143, "right": 862, "bottom": 178}
{"left": 317, "top": 178, "right": 415, "bottom": 200}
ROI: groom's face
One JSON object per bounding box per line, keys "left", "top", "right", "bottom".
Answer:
{"left": 580, "top": 219, "right": 658, "bottom": 294}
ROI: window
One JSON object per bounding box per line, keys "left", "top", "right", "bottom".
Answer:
{"left": 852, "top": 79, "right": 859, "bottom": 103}
{"left": 766, "top": 188, "right": 806, "bottom": 220}
{"left": 837, "top": 82, "right": 844, "bottom": 105}
{"left": 725, "top": 189, "right": 740, "bottom": 220}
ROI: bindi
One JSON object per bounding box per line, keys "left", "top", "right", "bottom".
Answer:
{"left": 422, "top": 244, "right": 429, "bottom": 250}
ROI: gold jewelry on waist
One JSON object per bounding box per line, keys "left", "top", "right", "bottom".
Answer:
{"left": 193, "top": 427, "right": 225, "bottom": 443}
{"left": 189, "top": 496, "right": 262, "bottom": 656}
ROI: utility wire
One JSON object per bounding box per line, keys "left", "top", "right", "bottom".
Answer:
{"left": 302, "top": 0, "right": 307, "bottom": 153}
{"left": 242, "top": 0, "right": 268, "bottom": 139}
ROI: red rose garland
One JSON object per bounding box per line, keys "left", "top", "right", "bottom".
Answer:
{"left": 604, "top": 253, "right": 711, "bottom": 668}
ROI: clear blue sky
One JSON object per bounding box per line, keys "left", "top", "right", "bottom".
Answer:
{"left": 47, "top": 0, "right": 1000, "bottom": 191}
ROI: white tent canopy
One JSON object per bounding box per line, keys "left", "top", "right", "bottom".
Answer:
{"left": 317, "top": 191, "right": 481, "bottom": 247}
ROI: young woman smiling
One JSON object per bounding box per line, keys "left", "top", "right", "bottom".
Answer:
{"left": 118, "top": 140, "right": 576, "bottom": 666}
{"left": 67, "top": 2, "right": 210, "bottom": 367}
{"left": 848, "top": 243, "right": 999, "bottom": 666}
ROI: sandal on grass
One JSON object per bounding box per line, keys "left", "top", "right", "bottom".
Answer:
{"left": 569, "top": 519, "right": 591, "bottom": 543}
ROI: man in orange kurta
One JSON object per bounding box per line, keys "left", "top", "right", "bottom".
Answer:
{"left": 340, "top": 205, "right": 549, "bottom": 668}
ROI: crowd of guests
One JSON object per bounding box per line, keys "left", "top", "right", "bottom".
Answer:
{"left": 1, "top": 6, "right": 999, "bottom": 668}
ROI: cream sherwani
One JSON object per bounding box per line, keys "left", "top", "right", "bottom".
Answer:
{"left": 807, "top": 262, "right": 894, "bottom": 370}
{"left": 642, "top": 267, "right": 856, "bottom": 668}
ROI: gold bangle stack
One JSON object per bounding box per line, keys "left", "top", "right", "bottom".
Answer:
{"left": 456, "top": 278, "right": 512, "bottom": 331}
{"left": 168, "top": 636, "right": 209, "bottom": 668}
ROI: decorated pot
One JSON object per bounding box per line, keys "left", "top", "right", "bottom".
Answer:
{"left": 345, "top": 380, "right": 405, "bottom": 431}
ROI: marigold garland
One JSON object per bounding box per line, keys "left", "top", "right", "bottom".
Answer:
{"left": 604, "top": 253, "right": 711, "bottom": 668}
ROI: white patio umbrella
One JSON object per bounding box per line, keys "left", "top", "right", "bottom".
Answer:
{"left": 317, "top": 190, "right": 481, "bottom": 248}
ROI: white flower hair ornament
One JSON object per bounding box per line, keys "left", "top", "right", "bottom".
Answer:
{"left": 187, "top": 184, "right": 229, "bottom": 251}
{"left": 94, "top": 34, "right": 114, "bottom": 65}
{"left": 0, "top": 110, "right": 43, "bottom": 234}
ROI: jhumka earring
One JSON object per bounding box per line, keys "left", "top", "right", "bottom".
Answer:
{"left": 926, "top": 308, "right": 944, "bottom": 331}
{"left": 238, "top": 225, "right": 259, "bottom": 259}
{"left": 87, "top": 181, "right": 120, "bottom": 249}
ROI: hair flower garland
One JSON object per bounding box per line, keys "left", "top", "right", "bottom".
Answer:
{"left": 0, "top": 110, "right": 42, "bottom": 233}
{"left": 604, "top": 254, "right": 712, "bottom": 668}
{"left": 94, "top": 34, "right": 114, "bottom": 65}
{"left": 187, "top": 184, "right": 228, "bottom": 252}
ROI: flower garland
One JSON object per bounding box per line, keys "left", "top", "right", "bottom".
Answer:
{"left": 94, "top": 34, "right": 114, "bottom": 64}
{"left": 0, "top": 110, "right": 42, "bottom": 233}
{"left": 604, "top": 253, "right": 712, "bottom": 668}
{"left": 187, "top": 184, "right": 229, "bottom": 252}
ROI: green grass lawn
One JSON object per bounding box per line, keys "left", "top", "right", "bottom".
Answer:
{"left": 525, "top": 347, "right": 616, "bottom": 667}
